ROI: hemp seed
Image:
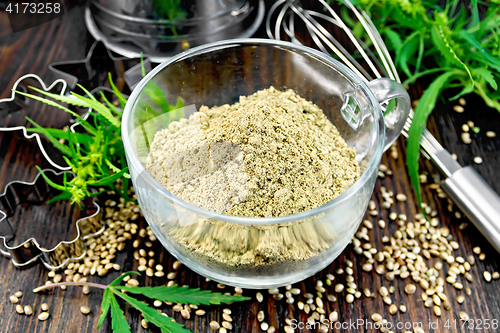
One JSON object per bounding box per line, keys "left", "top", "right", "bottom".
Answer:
{"left": 80, "top": 306, "right": 91, "bottom": 315}
{"left": 38, "top": 312, "right": 49, "bottom": 321}
{"left": 24, "top": 305, "right": 33, "bottom": 316}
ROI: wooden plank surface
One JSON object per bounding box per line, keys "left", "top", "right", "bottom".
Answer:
{"left": 1, "top": 3, "right": 499, "bottom": 333}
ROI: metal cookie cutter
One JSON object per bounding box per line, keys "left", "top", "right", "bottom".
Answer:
{"left": 0, "top": 74, "right": 73, "bottom": 171}
{"left": 49, "top": 40, "right": 144, "bottom": 93}
{"left": 0, "top": 75, "right": 121, "bottom": 171}
{"left": 0, "top": 169, "right": 104, "bottom": 270}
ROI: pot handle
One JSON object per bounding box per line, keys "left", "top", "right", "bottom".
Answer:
{"left": 366, "top": 78, "right": 411, "bottom": 152}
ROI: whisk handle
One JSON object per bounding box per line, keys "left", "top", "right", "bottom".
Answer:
{"left": 441, "top": 165, "right": 500, "bottom": 253}
{"left": 366, "top": 78, "right": 411, "bottom": 152}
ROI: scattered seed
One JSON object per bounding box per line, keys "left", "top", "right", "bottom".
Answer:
{"left": 457, "top": 295, "right": 465, "bottom": 304}
{"left": 256, "top": 292, "right": 264, "bottom": 303}
{"left": 378, "top": 220, "right": 386, "bottom": 228}
{"left": 474, "top": 156, "right": 483, "bottom": 164}
{"left": 329, "top": 310, "right": 339, "bottom": 322}
{"left": 24, "top": 305, "right": 33, "bottom": 316}
{"left": 172, "top": 261, "right": 182, "bottom": 270}
{"left": 399, "top": 305, "right": 407, "bottom": 313}
{"left": 433, "top": 294, "right": 441, "bottom": 306}
{"left": 221, "top": 313, "right": 232, "bottom": 323}
{"left": 16, "top": 304, "right": 24, "bottom": 314}
{"left": 261, "top": 322, "right": 269, "bottom": 331}
{"left": 379, "top": 286, "right": 389, "bottom": 297}
{"left": 461, "top": 132, "right": 471, "bottom": 144}
{"left": 396, "top": 194, "right": 407, "bottom": 202}
{"left": 473, "top": 246, "right": 481, "bottom": 254}
{"left": 404, "top": 284, "right": 416, "bottom": 295}
{"left": 222, "top": 321, "right": 232, "bottom": 330}
{"left": 41, "top": 303, "right": 49, "bottom": 311}
{"left": 389, "top": 304, "right": 397, "bottom": 315}
{"left": 181, "top": 309, "right": 190, "bottom": 319}
{"left": 195, "top": 310, "right": 206, "bottom": 316}
{"left": 453, "top": 105, "right": 465, "bottom": 113}
{"left": 446, "top": 276, "right": 456, "bottom": 284}
{"left": 80, "top": 306, "right": 91, "bottom": 315}
{"left": 273, "top": 293, "right": 283, "bottom": 301}
{"left": 484, "top": 271, "right": 492, "bottom": 282}
{"left": 492, "top": 272, "right": 500, "bottom": 280}
{"left": 334, "top": 284, "right": 344, "bottom": 293}
{"left": 14, "top": 291, "right": 23, "bottom": 298}
{"left": 220, "top": 328, "right": 227, "bottom": 333}
{"left": 38, "top": 312, "right": 49, "bottom": 321}
{"left": 127, "top": 278, "right": 139, "bottom": 287}
{"left": 327, "top": 294, "right": 337, "bottom": 302}
{"left": 141, "top": 318, "right": 148, "bottom": 329}
{"left": 460, "top": 312, "right": 469, "bottom": 320}
{"left": 82, "top": 285, "right": 91, "bottom": 295}
{"left": 479, "top": 253, "right": 486, "bottom": 260}
{"left": 371, "top": 313, "right": 382, "bottom": 322}
{"left": 486, "top": 131, "right": 497, "bottom": 138}
{"left": 210, "top": 321, "right": 220, "bottom": 330}
{"left": 346, "top": 294, "right": 354, "bottom": 303}
{"left": 433, "top": 306, "right": 441, "bottom": 317}
{"left": 154, "top": 300, "right": 162, "bottom": 307}
{"left": 362, "top": 263, "right": 373, "bottom": 272}
{"left": 438, "top": 293, "right": 448, "bottom": 302}
{"left": 9, "top": 295, "right": 19, "bottom": 304}
{"left": 268, "top": 288, "right": 279, "bottom": 295}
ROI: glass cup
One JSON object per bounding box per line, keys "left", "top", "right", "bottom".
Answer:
{"left": 122, "top": 39, "right": 410, "bottom": 288}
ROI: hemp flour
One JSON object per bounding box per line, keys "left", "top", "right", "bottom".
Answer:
{"left": 146, "top": 87, "right": 360, "bottom": 269}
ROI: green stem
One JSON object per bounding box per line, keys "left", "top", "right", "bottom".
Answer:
{"left": 402, "top": 67, "right": 454, "bottom": 86}
{"left": 33, "top": 281, "right": 109, "bottom": 293}
{"left": 475, "top": 84, "right": 500, "bottom": 112}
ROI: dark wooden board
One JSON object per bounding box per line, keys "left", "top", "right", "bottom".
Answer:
{"left": 0, "top": 3, "right": 499, "bottom": 333}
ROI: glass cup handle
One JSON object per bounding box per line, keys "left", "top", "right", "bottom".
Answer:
{"left": 366, "top": 78, "right": 411, "bottom": 152}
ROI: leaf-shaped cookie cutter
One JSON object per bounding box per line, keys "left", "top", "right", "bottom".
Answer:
{"left": 0, "top": 169, "right": 104, "bottom": 270}
{"left": 0, "top": 75, "right": 118, "bottom": 171}
{"left": 0, "top": 74, "right": 75, "bottom": 171}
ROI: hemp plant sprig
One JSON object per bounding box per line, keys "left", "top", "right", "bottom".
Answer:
{"left": 14, "top": 76, "right": 130, "bottom": 204}
{"left": 14, "top": 69, "right": 183, "bottom": 205}
{"left": 33, "top": 271, "right": 250, "bottom": 333}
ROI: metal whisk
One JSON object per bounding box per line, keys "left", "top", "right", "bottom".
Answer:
{"left": 266, "top": 0, "right": 500, "bottom": 253}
